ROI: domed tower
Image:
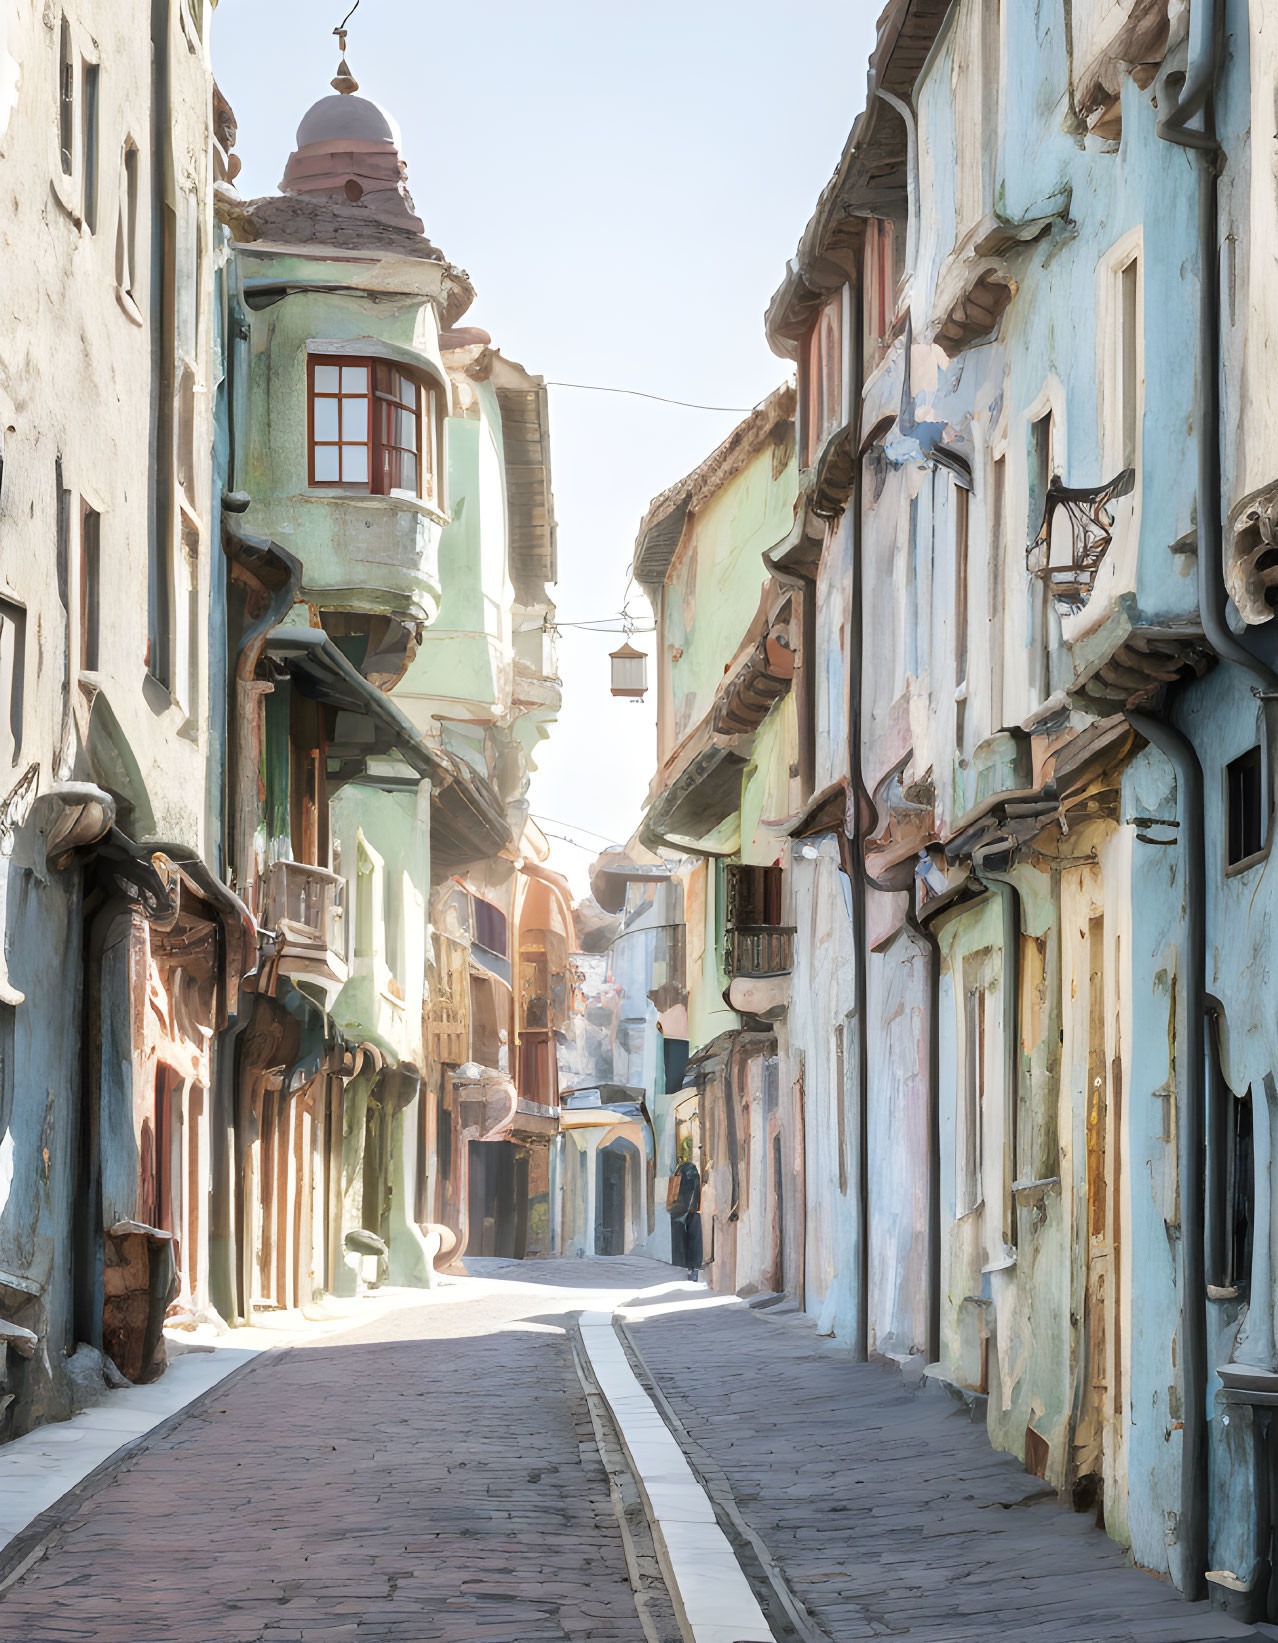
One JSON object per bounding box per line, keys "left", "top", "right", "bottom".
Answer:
{"left": 279, "top": 46, "right": 424, "bottom": 233}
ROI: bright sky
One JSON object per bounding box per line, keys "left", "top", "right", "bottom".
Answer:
{"left": 213, "top": 0, "right": 878, "bottom": 895}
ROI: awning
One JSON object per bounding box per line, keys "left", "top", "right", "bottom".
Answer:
{"left": 265, "top": 628, "right": 511, "bottom": 872}
{"left": 639, "top": 742, "right": 747, "bottom": 856}
{"left": 588, "top": 848, "right": 670, "bottom": 915}
{"left": 517, "top": 865, "right": 576, "bottom": 944}
{"left": 788, "top": 779, "right": 850, "bottom": 840}
{"left": 266, "top": 628, "right": 439, "bottom": 780}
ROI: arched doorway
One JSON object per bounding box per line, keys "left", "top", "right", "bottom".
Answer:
{"left": 595, "top": 1136, "right": 641, "bottom": 1255}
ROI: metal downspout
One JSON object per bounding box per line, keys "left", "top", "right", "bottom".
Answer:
{"left": 903, "top": 895, "right": 942, "bottom": 1364}
{"left": 972, "top": 864, "right": 1022, "bottom": 1249}
{"left": 842, "top": 265, "right": 945, "bottom": 1366}
{"left": 1128, "top": 710, "right": 1208, "bottom": 1598}
{"left": 842, "top": 276, "right": 872, "bottom": 1363}
{"left": 1204, "top": 993, "right": 1229, "bottom": 1290}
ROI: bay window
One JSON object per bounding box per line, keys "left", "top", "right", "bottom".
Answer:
{"left": 308, "top": 354, "right": 440, "bottom": 503}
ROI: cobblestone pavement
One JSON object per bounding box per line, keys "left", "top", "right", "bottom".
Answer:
{"left": 624, "top": 1295, "right": 1272, "bottom": 1643}
{"left": 0, "top": 1259, "right": 673, "bottom": 1643}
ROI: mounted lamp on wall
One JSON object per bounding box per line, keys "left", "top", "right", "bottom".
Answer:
{"left": 609, "top": 641, "right": 648, "bottom": 700}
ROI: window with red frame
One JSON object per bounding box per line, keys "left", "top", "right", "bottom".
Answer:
{"left": 802, "top": 292, "right": 843, "bottom": 466}
{"left": 863, "top": 217, "right": 898, "bottom": 371}
{"left": 309, "top": 355, "right": 440, "bottom": 501}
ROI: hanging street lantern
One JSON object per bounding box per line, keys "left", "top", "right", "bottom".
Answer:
{"left": 609, "top": 641, "right": 648, "bottom": 700}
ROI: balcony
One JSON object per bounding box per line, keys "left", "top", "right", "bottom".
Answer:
{"left": 260, "top": 859, "right": 348, "bottom": 1005}
{"left": 725, "top": 925, "right": 795, "bottom": 979}
{"left": 299, "top": 493, "right": 444, "bottom": 625}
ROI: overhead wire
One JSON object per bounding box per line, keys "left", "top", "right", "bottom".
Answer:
{"left": 531, "top": 814, "right": 622, "bottom": 844}
{"left": 544, "top": 381, "right": 754, "bottom": 414}
{"left": 538, "top": 827, "right": 616, "bottom": 855}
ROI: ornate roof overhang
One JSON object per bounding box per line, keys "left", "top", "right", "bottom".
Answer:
{"left": 764, "top": 0, "right": 954, "bottom": 360}
{"left": 710, "top": 602, "right": 796, "bottom": 737}
{"left": 633, "top": 385, "right": 796, "bottom": 589}
{"left": 265, "top": 628, "right": 511, "bottom": 872}
{"left": 490, "top": 356, "right": 557, "bottom": 605}
{"left": 639, "top": 741, "right": 748, "bottom": 857}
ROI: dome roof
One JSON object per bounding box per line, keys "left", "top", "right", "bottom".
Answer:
{"left": 295, "top": 93, "right": 402, "bottom": 151}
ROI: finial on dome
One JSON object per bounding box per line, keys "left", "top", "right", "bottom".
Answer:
{"left": 331, "top": 50, "right": 359, "bottom": 95}
{"left": 332, "top": 3, "right": 360, "bottom": 94}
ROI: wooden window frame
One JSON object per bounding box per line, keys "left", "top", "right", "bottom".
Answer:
{"left": 79, "top": 501, "right": 100, "bottom": 672}
{"left": 801, "top": 294, "right": 843, "bottom": 467}
{"left": 80, "top": 58, "right": 98, "bottom": 233}
{"left": 308, "top": 353, "right": 437, "bottom": 502}
{"left": 1225, "top": 745, "right": 1265, "bottom": 875}
{"left": 58, "top": 17, "right": 73, "bottom": 177}
{"left": 0, "top": 597, "right": 25, "bottom": 762}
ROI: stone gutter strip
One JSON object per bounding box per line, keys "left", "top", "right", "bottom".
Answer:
{"left": 578, "top": 1308, "right": 775, "bottom": 1643}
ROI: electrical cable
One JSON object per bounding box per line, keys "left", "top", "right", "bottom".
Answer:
{"left": 550, "top": 619, "right": 655, "bottom": 633}
{"left": 544, "top": 381, "right": 753, "bottom": 414}
{"left": 539, "top": 827, "right": 616, "bottom": 854}
{"left": 531, "top": 814, "right": 622, "bottom": 844}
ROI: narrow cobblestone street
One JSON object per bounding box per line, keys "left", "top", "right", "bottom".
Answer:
{"left": 0, "top": 1262, "right": 662, "bottom": 1643}
{"left": 3, "top": 1259, "right": 1277, "bottom": 1643}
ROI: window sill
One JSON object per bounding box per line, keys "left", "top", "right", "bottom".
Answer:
{"left": 300, "top": 490, "right": 447, "bottom": 528}
{"left": 1225, "top": 847, "right": 1270, "bottom": 879}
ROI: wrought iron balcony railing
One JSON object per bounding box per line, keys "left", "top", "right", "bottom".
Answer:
{"left": 1028, "top": 467, "right": 1135, "bottom": 613}
{"left": 724, "top": 924, "right": 795, "bottom": 979}
{"left": 260, "top": 859, "right": 346, "bottom": 956}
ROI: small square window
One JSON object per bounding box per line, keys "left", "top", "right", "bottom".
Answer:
{"left": 1227, "top": 746, "right": 1263, "bottom": 868}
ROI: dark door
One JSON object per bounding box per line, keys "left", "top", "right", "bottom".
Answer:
{"left": 599, "top": 1148, "right": 626, "bottom": 1256}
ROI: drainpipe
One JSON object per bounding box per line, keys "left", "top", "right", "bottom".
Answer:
{"left": 1157, "top": 0, "right": 1278, "bottom": 743}
{"left": 841, "top": 274, "right": 873, "bottom": 1363}
{"left": 971, "top": 861, "right": 1022, "bottom": 1254}
{"left": 840, "top": 261, "right": 948, "bottom": 1368}
{"left": 1128, "top": 710, "right": 1208, "bottom": 1599}
{"left": 1204, "top": 993, "right": 1229, "bottom": 1291}
{"left": 903, "top": 892, "right": 942, "bottom": 1364}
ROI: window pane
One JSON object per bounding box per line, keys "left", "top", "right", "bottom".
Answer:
{"left": 313, "top": 398, "right": 339, "bottom": 441}
{"left": 314, "top": 364, "right": 340, "bottom": 392}
{"left": 399, "top": 376, "right": 416, "bottom": 408}
{"left": 400, "top": 452, "right": 418, "bottom": 493}
{"left": 341, "top": 398, "right": 368, "bottom": 440}
{"left": 341, "top": 365, "right": 367, "bottom": 392}
{"left": 314, "top": 445, "right": 339, "bottom": 481}
{"left": 393, "top": 407, "right": 417, "bottom": 448}
{"left": 341, "top": 444, "right": 368, "bottom": 482}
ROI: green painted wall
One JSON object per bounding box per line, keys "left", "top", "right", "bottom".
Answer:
{"left": 329, "top": 781, "right": 430, "bottom": 1063}
{"left": 395, "top": 379, "right": 513, "bottom": 722}
{"left": 664, "top": 445, "right": 797, "bottom": 749}
{"left": 235, "top": 248, "right": 448, "bottom": 622}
